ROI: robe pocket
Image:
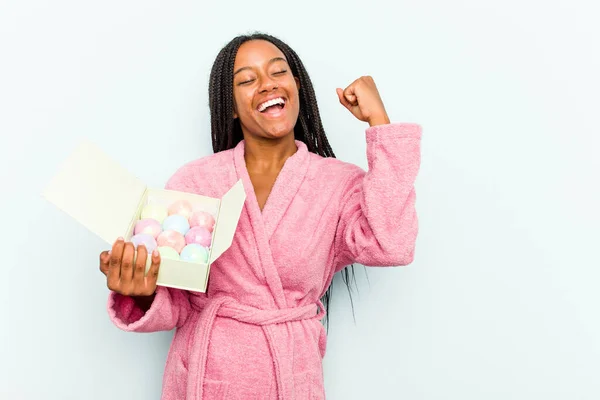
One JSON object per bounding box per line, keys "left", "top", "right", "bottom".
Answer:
{"left": 172, "top": 357, "right": 188, "bottom": 400}
{"left": 294, "top": 370, "right": 324, "bottom": 400}
{"left": 162, "top": 354, "right": 188, "bottom": 400}
{"left": 171, "top": 358, "right": 229, "bottom": 400}
{"left": 318, "top": 323, "right": 327, "bottom": 358}
{"left": 203, "top": 379, "right": 230, "bottom": 399}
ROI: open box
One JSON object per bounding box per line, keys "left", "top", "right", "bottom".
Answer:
{"left": 42, "top": 140, "right": 246, "bottom": 292}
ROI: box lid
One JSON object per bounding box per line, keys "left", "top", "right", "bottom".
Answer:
{"left": 209, "top": 179, "right": 246, "bottom": 263}
{"left": 42, "top": 140, "right": 147, "bottom": 245}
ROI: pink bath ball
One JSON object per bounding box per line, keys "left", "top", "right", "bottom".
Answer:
{"left": 189, "top": 211, "right": 215, "bottom": 232}
{"left": 130, "top": 233, "right": 158, "bottom": 253}
{"left": 168, "top": 199, "right": 194, "bottom": 219}
{"left": 134, "top": 218, "right": 162, "bottom": 239}
{"left": 157, "top": 230, "right": 186, "bottom": 253}
{"left": 185, "top": 226, "right": 212, "bottom": 247}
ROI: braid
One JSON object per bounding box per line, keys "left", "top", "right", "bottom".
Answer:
{"left": 208, "top": 32, "right": 357, "bottom": 329}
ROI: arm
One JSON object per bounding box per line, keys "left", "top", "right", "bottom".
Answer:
{"left": 334, "top": 122, "right": 421, "bottom": 271}
{"left": 106, "top": 163, "right": 201, "bottom": 332}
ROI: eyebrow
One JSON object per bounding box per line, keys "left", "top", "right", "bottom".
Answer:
{"left": 233, "top": 57, "right": 288, "bottom": 76}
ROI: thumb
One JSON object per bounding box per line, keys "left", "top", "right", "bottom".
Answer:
{"left": 99, "top": 250, "right": 110, "bottom": 276}
{"left": 336, "top": 88, "right": 353, "bottom": 111}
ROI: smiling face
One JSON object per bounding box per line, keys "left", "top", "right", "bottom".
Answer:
{"left": 232, "top": 40, "right": 300, "bottom": 141}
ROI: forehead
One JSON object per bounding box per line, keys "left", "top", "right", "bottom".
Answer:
{"left": 234, "top": 40, "right": 287, "bottom": 68}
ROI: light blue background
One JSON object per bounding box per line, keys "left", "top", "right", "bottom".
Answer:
{"left": 1, "top": 0, "right": 598, "bottom": 398}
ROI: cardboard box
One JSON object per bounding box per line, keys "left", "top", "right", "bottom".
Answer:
{"left": 42, "top": 140, "right": 246, "bottom": 292}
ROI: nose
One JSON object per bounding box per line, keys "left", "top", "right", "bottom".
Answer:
{"left": 258, "top": 75, "right": 278, "bottom": 93}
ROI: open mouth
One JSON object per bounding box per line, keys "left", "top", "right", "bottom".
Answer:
{"left": 257, "top": 97, "right": 286, "bottom": 114}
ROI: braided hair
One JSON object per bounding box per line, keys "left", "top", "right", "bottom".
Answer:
{"left": 208, "top": 32, "right": 356, "bottom": 328}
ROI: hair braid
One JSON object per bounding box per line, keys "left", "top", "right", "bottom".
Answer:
{"left": 208, "top": 32, "right": 357, "bottom": 329}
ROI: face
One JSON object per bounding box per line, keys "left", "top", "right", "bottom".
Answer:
{"left": 232, "top": 40, "right": 300, "bottom": 141}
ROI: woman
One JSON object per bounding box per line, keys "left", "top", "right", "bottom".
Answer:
{"left": 99, "top": 32, "right": 421, "bottom": 399}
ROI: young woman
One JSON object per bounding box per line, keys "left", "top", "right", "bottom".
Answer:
{"left": 99, "top": 32, "right": 422, "bottom": 400}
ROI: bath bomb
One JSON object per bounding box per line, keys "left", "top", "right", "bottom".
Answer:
{"left": 156, "top": 246, "right": 180, "bottom": 260}
{"left": 141, "top": 204, "right": 168, "bottom": 223}
{"left": 157, "top": 230, "right": 186, "bottom": 253}
{"left": 189, "top": 211, "right": 215, "bottom": 232}
{"left": 185, "top": 226, "right": 212, "bottom": 247}
{"left": 180, "top": 244, "right": 209, "bottom": 264}
{"left": 134, "top": 218, "right": 162, "bottom": 238}
{"left": 130, "top": 233, "right": 158, "bottom": 253}
{"left": 162, "top": 214, "right": 190, "bottom": 235}
{"left": 168, "top": 199, "right": 194, "bottom": 219}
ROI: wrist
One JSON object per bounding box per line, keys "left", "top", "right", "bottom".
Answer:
{"left": 368, "top": 114, "right": 390, "bottom": 127}
{"left": 132, "top": 292, "right": 156, "bottom": 312}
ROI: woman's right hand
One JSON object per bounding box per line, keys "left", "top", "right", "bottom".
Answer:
{"left": 99, "top": 237, "right": 161, "bottom": 297}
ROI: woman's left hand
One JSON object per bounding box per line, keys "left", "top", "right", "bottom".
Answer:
{"left": 337, "top": 76, "right": 390, "bottom": 127}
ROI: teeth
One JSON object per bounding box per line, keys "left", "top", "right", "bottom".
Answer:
{"left": 258, "top": 97, "right": 285, "bottom": 112}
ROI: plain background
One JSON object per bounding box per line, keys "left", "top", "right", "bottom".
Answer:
{"left": 1, "top": 0, "right": 598, "bottom": 399}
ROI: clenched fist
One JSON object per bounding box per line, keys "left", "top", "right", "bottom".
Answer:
{"left": 336, "top": 76, "right": 390, "bottom": 127}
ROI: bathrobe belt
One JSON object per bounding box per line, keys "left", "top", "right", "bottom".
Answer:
{"left": 187, "top": 296, "right": 326, "bottom": 399}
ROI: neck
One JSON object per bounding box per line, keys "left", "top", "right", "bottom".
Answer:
{"left": 243, "top": 133, "right": 298, "bottom": 173}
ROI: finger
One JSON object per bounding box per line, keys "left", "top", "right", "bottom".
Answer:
{"left": 336, "top": 88, "right": 353, "bottom": 111}
{"left": 120, "top": 242, "right": 136, "bottom": 286}
{"left": 133, "top": 244, "right": 148, "bottom": 289}
{"left": 107, "top": 238, "right": 124, "bottom": 289}
{"left": 145, "top": 249, "right": 161, "bottom": 293}
{"left": 99, "top": 251, "right": 110, "bottom": 276}
{"left": 343, "top": 85, "right": 358, "bottom": 105}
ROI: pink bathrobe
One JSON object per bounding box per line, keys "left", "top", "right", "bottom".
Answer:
{"left": 107, "top": 122, "right": 422, "bottom": 399}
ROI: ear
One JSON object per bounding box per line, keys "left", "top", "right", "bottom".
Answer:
{"left": 233, "top": 101, "right": 238, "bottom": 119}
{"left": 295, "top": 76, "right": 300, "bottom": 90}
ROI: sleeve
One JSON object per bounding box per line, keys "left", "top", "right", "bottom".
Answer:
{"left": 107, "top": 286, "right": 191, "bottom": 332}
{"left": 106, "top": 163, "right": 200, "bottom": 332}
{"left": 333, "top": 122, "right": 422, "bottom": 272}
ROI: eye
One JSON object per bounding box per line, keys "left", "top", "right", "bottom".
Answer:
{"left": 273, "top": 70, "right": 287, "bottom": 75}
{"left": 237, "top": 79, "right": 255, "bottom": 86}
